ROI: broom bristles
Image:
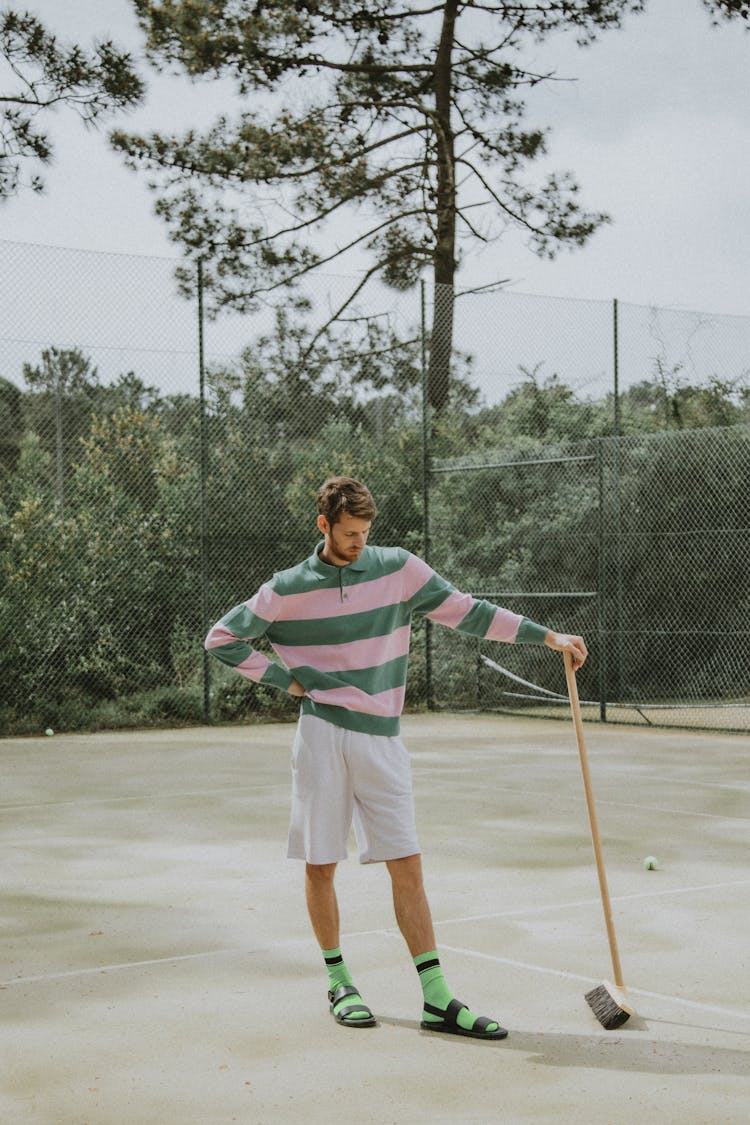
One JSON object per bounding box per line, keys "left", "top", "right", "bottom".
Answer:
{"left": 585, "top": 980, "right": 635, "bottom": 1030}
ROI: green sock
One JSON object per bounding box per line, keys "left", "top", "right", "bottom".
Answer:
{"left": 323, "top": 947, "right": 370, "bottom": 1021}
{"left": 414, "top": 950, "right": 499, "bottom": 1033}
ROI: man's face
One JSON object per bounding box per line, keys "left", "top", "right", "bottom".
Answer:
{"left": 317, "top": 512, "right": 372, "bottom": 566}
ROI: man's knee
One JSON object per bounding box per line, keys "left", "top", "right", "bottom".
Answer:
{"left": 306, "top": 861, "right": 337, "bottom": 885}
{"left": 386, "top": 853, "right": 424, "bottom": 886}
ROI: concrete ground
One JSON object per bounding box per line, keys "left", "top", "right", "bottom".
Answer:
{"left": 1, "top": 713, "right": 748, "bottom": 1125}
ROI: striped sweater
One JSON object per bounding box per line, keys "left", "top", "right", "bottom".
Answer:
{"left": 204, "top": 543, "right": 548, "bottom": 736}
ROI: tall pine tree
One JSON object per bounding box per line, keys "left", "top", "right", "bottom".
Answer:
{"left": 113, "top": 1, "right": 742, "bottom": 410}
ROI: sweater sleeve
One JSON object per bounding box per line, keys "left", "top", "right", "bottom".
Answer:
{"left": 405, "top": 554, "right": 548, "bottom": 645}
{"left": 204, "top": 583, "right": 294, "bottom": 692}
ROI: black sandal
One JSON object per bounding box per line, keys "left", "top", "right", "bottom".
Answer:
{"left": 420, "top": 998, "right": 508, "bottom": 1040}
{"left": 328, "top": 984, "right": 376, "bottom": 1028}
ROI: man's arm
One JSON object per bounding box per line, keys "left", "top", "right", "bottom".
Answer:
{"left": 405, "top": 554, "right": 588, "bottom": 668}
{"left": 204, "top": 583, "right": 296, "bottom": 692}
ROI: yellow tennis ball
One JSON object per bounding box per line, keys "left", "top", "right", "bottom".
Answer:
{"left": 643, "top": 855, "right": 658, "bottom": 870}
{"left": 45, "top": 728, "right": 54, "bottom": 737}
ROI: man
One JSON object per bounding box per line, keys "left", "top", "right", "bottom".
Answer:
{"left": 205, "top": 476, "right": 587, "bottom": 1040}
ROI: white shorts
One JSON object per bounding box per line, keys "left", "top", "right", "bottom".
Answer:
{"left": 286, "top": 715, "right": 420, "bottom": 865}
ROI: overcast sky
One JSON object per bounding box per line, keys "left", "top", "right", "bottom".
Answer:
{"left": 2, "top": 0, "right": 748, "bottom": 318}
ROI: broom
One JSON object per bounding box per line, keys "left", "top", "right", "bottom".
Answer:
{"left": 564, "top": 651, "right": 635, "bottom": 1030}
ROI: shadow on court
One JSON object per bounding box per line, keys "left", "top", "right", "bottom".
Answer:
{"left": 1, "top": 713, "right": 748, "bottom": 1124}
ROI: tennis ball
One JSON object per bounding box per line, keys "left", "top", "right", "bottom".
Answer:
{"left": 643, "top": 855, "right": 658, "bottom": 870}
{"left": 45, "top": 728, "right": 54, "bottom": 737}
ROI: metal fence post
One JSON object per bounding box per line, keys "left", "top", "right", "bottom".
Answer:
{"left": 198, "top": 258, "right": 211, "bottom": 724}
{"left": 612, "top": 298, "right": 623, "bottom": 702}
{"left": 421, "top": 278, "right": 434, "bottom": 710}
{"left": 597, "top": 439, "right": 608, "bottom": 722}
{"left": 54, "top": 374, "right": 65, "bottom": 510}
{"left": 613, "top": 298, "right": 620, "bottom": 438}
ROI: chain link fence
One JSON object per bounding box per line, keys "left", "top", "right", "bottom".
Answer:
{"left": 1, "top": 240, "right": 748, "bottom": 734}
{"left": 429, "top": 427, "right": 750, "bottom": 730}
{"left": 0, "top": 240, "right": 426, "bottom": 733}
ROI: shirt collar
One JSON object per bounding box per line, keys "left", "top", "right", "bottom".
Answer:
{"left": 308, "top": 541, "right": 371, "bottom": 579}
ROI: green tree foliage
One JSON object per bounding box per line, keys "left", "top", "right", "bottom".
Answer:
{"left": 198, "top": 308, "right": 430, "bottom": 608}
{"left": 702, "top": 0, "right": 750, "bottom": 23}
{"left": 21, "top": 347, "right": 103, "bottom": 507}
{"left": 1, "top": 394, "right": 199, "bottom": 725}
{"left": 619, "top": 367, "right": 747, "bottom": 432}
{"left": 20, "top": 352, "right": 172, "bottom": 507}
{"left": 604, "top": 426, "right": 750, "bottom": 701}
{"left": 0, "top": 8, "right": 144, "bottom": 198}
{"left": 23, "top": 345, "right": 98, "bottom": 397}
{"left": 0, "top": 376, "right": 22, "bottom": 472}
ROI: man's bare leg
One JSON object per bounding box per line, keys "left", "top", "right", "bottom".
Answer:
{"left": 305, "top": 862, "right": 374, "bottom": 1026}
{"left": 386, "top": 853, "right": 506, "bottom": 1038}
{"left": 305, "top": 862, "right": 339, "bottom": 949}
{"left": 385, "top": 853, "right": 436, "bottom": 955}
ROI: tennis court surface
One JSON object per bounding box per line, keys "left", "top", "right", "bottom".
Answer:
{"left": 2, "top": 713, "right": 748, "bottom": 1124}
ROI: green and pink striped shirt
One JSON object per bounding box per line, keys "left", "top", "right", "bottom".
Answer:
{"left": 204, "top": 544, "right": 548, "bottom": 736}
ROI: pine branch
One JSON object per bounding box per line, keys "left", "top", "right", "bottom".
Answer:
{"left": 297, "top": 262, "right": 388, "bottom": 365}
{"left": 247, "top": 206, "right": 426, "bottom": 296}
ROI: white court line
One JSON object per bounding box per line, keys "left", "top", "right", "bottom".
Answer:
{"left": 4, "top": 915, "right": 750, "bottom": 1026}
{"left": 436, "top": 781, "right": 749, "bottom": 823}
{"left": 435, "top": 941, "right": 750, "bottom": 1024}
{"left": 427, "top": 878, "right": 750, "bottom": 928}
{"left": 648, "top": 774, "right": 750, "bottom": 794}
{"left": 2, "top": 778, "right": 747, "bottom": 819}
{"left": 0, "top": 783, "right": 287, "bottom": 813}
{"left": 0, "top": 937, "right": 594, "bottom": 992}
{"left": 600, "top": 798, "right": 748, "bottom": 822}
{"left": 0, "top": 947, "right": 246, "bottom": 988}
{"left": 7, "top": 881, "right": 740, "bottom": 988}
{"left": 2, "top": 794, "right": 744, "bottom": 824}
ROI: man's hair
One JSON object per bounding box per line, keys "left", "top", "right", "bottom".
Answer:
{"left": 317, "top": 476, "right": 377, "bottom": 526}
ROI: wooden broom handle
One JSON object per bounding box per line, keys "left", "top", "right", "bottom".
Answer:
{"left": 564, "top": 651, "right": 625, "bottom": 989}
